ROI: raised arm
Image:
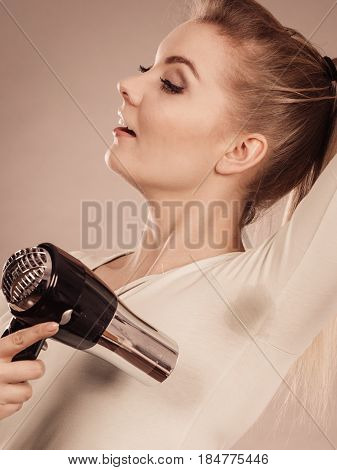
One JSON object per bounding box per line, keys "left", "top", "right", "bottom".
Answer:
{"left": 218, "top": 153, "right": 337, "bottom": 358}
{"left": 247, "top": 153, "right": 337, "bottom": 356}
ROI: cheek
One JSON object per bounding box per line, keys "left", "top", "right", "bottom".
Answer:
{"left": 137, "top": 102, "right": 224, "bottom": 188}
{"left": 141, "top": 104, "right": 218, "bottom": 158}
{"left": 144, "top": 130, "right": 218, "bottom": 189}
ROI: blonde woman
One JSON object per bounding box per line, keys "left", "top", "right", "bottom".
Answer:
{"left": 0, "top": 0, "right": 337, "bottom": 450}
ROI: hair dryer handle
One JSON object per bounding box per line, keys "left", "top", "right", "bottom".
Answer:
{"left": 1, "top": 318, "right": 45, "bottom": 362}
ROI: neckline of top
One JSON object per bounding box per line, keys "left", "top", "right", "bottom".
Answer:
{"left": 95, "top": 248, "right": 247, "bottom": 295}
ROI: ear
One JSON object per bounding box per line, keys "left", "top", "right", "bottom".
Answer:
{"left": 215, "top": 133, "right": 268, "bottom": 175}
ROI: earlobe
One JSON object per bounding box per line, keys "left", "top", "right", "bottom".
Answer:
{"left": 215, "top": 156, "right": 232, "bottom": 175}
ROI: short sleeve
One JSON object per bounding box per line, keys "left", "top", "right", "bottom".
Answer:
{"left": 246, "top": 154, "right": 337, "bottom": 355}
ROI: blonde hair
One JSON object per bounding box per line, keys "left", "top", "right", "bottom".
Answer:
{"left": 183, "top": 0, "right": 337, "bottom": 440}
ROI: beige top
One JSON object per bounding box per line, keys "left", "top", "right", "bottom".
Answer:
{"left": 1, "top": 155, "right": 337, "bottom": 450}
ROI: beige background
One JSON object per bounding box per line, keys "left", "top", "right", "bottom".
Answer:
{"left": 0, "top": 0, "right": 336, "bottom": 449}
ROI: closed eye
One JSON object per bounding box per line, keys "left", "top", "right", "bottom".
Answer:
{"left": 138, "top": 65, "right": 185, "bottom": 95}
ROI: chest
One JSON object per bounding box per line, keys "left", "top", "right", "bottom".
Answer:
{"left": 93, "top": 265, "right": 136, "bottom": 292}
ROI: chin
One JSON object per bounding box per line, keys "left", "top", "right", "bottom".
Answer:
{"left": 104, "top": 148, "right": 113, "bottom": 168}
{"left": 105, "top": 148, "right": 120, "bottom": 171}
{"left": 104, "top": 148, "right": 135, "bottom": 187}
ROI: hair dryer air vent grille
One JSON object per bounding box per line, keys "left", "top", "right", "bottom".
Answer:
{"left": 1, "top": 247, "right": 52, "bottom": 311}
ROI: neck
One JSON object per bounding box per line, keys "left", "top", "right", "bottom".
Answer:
{"left": 126, "top": 196, "right": 246, "bottom": 277}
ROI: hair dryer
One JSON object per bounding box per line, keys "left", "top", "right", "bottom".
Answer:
{"left": 0, "top": 243, "right": 179, "bottom": 386}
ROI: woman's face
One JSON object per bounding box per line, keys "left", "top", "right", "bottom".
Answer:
{"left": 105, "top": 20, "right": 237, "bottom": 199}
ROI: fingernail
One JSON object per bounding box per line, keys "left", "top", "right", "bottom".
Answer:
{"left": 45, "top": 322, "right": 59, "bottom": 332}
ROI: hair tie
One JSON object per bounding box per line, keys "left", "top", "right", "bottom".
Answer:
{"left": 323, "top": 56, "right": 337, "bottom": 82}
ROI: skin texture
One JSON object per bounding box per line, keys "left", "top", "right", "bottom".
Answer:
{"left": 0, "top": 322, "right": 59, "bottom": 420}
{"left": 104, "top": 20, "right": 268, "bottom": 281}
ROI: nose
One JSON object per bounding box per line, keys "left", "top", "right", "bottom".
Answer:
{"left": 117, "top": 79, "right": 137, "bottom": 106}
{"left": 117, "top": 73, "right": 145, "bottom": 107}
{"left": 117, "top": 80, "right": 128, "bottom": 100}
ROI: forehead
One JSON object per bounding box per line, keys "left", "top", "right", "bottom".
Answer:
{"left": 155, "top": 20, "right": 230, "bottom": 85}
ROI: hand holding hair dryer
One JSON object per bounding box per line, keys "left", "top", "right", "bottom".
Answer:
{"left": 0, "top": 243, "right": 179, "bottom": 386}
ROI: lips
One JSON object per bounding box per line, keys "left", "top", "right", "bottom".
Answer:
{"left": 113, "top": 127, "right": 137, "bottom": 138}
{"left": 122, "top": 126, "right": 136, "bottom": 137}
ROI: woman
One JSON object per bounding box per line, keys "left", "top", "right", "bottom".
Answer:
{"left": 0, "top": 0, "right": 336, "bottom": 449}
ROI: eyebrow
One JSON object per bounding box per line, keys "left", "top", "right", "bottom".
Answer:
{"left": 153, "top": 55, "right": 200, "bottom": 81}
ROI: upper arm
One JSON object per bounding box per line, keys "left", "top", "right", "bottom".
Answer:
{"left": 217, "top": 154, "right": 337, "bottom": 357}
{"left": 252, "top": 154, "right": 337, "bottom": 355}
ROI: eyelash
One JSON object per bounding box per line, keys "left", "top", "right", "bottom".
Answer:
{"left": 138, "top": 65, "right": 184, "bottom": 94}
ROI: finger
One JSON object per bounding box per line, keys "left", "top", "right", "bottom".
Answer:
{"left": 0, "top": 322, "right": 59, "bottom": 361}
{"left": 0, "top": 382, "right": 33, "bottom": 405}
{"left": 0, "top": 359, "right": 45, "bottom": 384}
{"left": 0, "top": 402, "right": 23, "bottom": 420}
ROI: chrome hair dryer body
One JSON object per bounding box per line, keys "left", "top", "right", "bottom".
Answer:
{"left": 0, "top": 243, "right": 179, "bottom": 386}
